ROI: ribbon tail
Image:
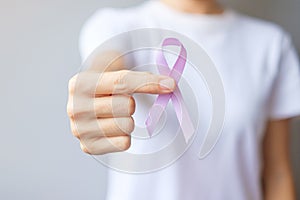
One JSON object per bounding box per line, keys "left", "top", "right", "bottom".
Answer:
{"left": 145, "top": 94, "right": 171, "bottom": 137}
{"left": 171, "top": 88, "right": 195, "bottom": 143}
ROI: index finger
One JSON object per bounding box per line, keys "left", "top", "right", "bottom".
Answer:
{"left": 97, "top": 70, "right": 176, "bottom": 95}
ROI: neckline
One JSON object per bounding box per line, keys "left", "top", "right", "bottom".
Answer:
{"left": 144, "top": 0, "right": 235, "bottom": 24}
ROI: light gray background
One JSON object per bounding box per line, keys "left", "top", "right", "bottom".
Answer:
{"left": 0, "top": 0, "right": 299, "bottom": 199}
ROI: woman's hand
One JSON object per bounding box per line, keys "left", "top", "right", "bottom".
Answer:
{"left": 67, "top": 53, "right": 175, "bottom": 155}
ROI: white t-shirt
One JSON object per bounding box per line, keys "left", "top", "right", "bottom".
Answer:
{"left": 79, "top": 1, "right": 300, "bottom": 200}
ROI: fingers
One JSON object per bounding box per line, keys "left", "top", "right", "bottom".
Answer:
{"left": 71, "top": 116, "right": 133, "bottom": 155}
{"left": 94, "top": 95, "right": 135, "bottom": 118}
{"left": 70, "top": 117, "right": 134, "bottom": 139}
{"left": 67, "top": 95, "right": 135, "bottom": 119}
{"left": 70, "top": 110, "right": 134, "bottom": 155}
{"left": 97, "top": 70, "right": 176, "bottom": 95}
{"left": 67, "top": 66, "right": 176, "bottom": 155}
{"left": 69, "top": 70, "right": 176, "bottom": 97}
{"left": 80, "top": 136, "right": 131, "bottom": 155}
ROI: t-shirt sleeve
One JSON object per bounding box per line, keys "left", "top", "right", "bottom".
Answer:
{"left": 268, "top": 32, "right": 300, "bottom": 120}
{"left": 78, "top": 9, "right": 117, "bottom": 62}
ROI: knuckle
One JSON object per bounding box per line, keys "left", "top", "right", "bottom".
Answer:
{"left": 113, "top": 70, "right": 130, "bottom": 93}
{"left": 67, "top": 107, "right": 88, "bottom": 121}
{"left": 80, "top": 142, "right": 91, "bottom": 154}
{"left": 70, "top": 122, "right": 79, "bottom": 138}
{"left": 81, "top": 140, "right": 105, "bottom": 155}
{"left": 71, "top": 122, "right": 91, "bottom": 139}
{"left": 68, "top": 74, "right": 78, "bottom": 94}
{"left": 69, "top": 72, "right": 97, "bottom": 96}
{"left": 115, "top": 70, "right": 127, "bottom": 85}
{"left": 66, "top": 104, "right": 74, "bottom": 119}
{"left": 68, "top": 100, "right": 92, "bottom": 120}
{"left": 78, "top": 129, "right": 91, "bottom": 140}
{"left": 128, "top": 96, "right": 136, "bottom": 115}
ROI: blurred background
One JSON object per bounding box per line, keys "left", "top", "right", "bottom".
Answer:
{"left": 0, "top": 0, "right": 299, "bottom": 199}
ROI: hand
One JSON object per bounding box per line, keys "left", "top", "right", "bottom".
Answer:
{"left": 67, "top": 53, "right": 175, "bottom": 155}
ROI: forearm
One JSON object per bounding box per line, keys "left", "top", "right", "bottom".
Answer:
{"left": 262, "top": 119, "right": 296, "bottom": 200}
{"left": 263, "top": 167, "right": 295, "bottom": 200}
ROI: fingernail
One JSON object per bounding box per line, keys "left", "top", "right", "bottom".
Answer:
{"left": 159, "top": 77, "right": 175, "bottom": 91}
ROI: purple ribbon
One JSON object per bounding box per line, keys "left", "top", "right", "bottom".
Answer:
{"left": 145, "top": 38, "right": 195, "bottom": 143}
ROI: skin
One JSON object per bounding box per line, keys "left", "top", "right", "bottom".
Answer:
{"left": 262, "top": 119, "right": 296, "bottom": 200}
{"left": 67, "top": 0, "right": 296, "bottom": 199}
{"left": 67, "top": 52, "right": 176, "bottom": 154}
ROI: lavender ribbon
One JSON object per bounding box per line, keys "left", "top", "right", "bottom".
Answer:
{"left": 145, "top": 38, "right": 195, "bottom": 143}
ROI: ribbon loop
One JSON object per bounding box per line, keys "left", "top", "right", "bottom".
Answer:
{"left": 145, "top": 38, "right": 195, "bottom": 143}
